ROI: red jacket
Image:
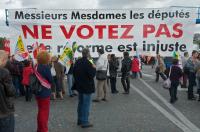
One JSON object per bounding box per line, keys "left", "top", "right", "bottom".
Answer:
{"left": 22, "top": 66, "right": 33, "bottom": 86}
{"left": 131, "top": 58, "right": 140, "bottom": 72}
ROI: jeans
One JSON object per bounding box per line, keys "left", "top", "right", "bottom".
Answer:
{"left": 121, "top": 75, "right": 130, "bottom": 93}
{"left": 77, "top": 93, "right": 92, "bottom": 125}
{"left": 188, "top": 72, "right": 196, "bottom": 99}
{"left": 110, "top": 77, "right": 117, "bottom": 93}
{"left": 67, "top": 74, "right": 74, "bottom": 96}
{"left": 12, "top": 76, "right": 20, "bottom": 96}
{"left": 169, "top": 81, "right": 179, "bottom": 102}
{"left": 132, "top": 72, "right": 142, "bottom": 79}
{"left": 131, "top": 72, "right": 137, "bottom": 78}
{"left": 0, "top": 114, "right": 15, "bottom": 132}
{"left": 25, "top": 86, "right": 32, "bottom": 101}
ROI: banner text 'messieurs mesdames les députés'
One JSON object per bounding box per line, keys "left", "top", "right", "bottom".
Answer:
{"left": 7, "top": 8, "right": 197, "bottom": 57}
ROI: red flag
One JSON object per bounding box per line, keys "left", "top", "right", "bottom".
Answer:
{"left": 32, "top": 42, "right": 39, "bottom": 59}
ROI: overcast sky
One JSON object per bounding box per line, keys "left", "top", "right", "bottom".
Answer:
{"left": 0, "top": 0, "right": 200, "bottom": 19}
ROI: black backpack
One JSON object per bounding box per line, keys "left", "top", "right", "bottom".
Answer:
{"left": 29, "top": 73, "right": 42, "bottom": 94}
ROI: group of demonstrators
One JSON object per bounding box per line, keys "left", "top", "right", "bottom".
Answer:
{"left": 155, "top": 50, "right": 200, "bottom": 103}
{"left": 1, "top": 48, "right": 200, "bottom": 132}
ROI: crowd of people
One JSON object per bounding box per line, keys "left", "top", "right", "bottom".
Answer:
{"left": 0, "top": 48, "right": 200, "bottom": 132}
{"left": 155, "top": 50, "right": 200, "bottom": 103}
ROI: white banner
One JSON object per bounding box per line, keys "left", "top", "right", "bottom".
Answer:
{"left": 7, "top": 8, "right": 197, "bottom": 57}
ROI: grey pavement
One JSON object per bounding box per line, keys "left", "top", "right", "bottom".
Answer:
{"left": 14, "top": 65, "right": 200, "bottom": 132}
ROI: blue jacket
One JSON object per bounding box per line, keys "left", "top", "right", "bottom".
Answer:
{"left": 36, "top": 64, "right": 53, "bottom": 98}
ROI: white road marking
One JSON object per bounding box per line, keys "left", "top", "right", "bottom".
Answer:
{"left": 130, "top": 84, "right": 191, "bottom": 132}
{"left": 142, "top": 73, "right": 154, "bottom": 78}
{"left": 139, "top": 78, "right": 200, "bottom": 132}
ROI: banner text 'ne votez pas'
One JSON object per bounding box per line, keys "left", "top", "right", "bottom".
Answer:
{"left": 8, "top": 8, "right": 197, "bottom": 57}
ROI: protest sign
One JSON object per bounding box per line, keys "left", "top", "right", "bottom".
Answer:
{"left": 7, "top": 8, "right": 197, "bottom": 57}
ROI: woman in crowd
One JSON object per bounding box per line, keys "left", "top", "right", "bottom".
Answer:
{"left": 109, "top": 54, "right": 119, "bottom": 94}
{"left": 168, "top": 59, "right": 183, "bottom": 104}
{"left": 0, "top": 50, "right": 16, "bottom": 132}
{"left": 36, "top": 51, "right": 53, "bottom": 132}
{"left": 131, "top": 56, "right": 140, "bottom": 79}
{"left": 51, "top": 56, "right": 64, "bottom": 99}
{"left": 22, "top": 60, "right": 33, "bottom": 102}
{"left": 155, "top": 54, "right": 167, "bottom": 82}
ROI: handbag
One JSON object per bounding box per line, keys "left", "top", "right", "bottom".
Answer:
{"left": 96, "top": 70, "right": 107, "bottom": 80}
{"left": 162, "top": 66, "right": 172, "bottom": 89}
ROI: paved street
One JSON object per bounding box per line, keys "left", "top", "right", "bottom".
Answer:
{"left": 15, "top": 65, "right": 200, "bottom": 132}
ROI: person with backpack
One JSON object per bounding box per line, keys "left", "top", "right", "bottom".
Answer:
{"left": 121, "top": 52, "right": 132, "bottom": 94}
{"left": 166, "top": 59, "right": 183, "bottom": 104}
{"left": 22, "top": 60, "right": 33, "bottom": 102}
{"left": 0, "top": 50, "right": 16, "bottom": 132}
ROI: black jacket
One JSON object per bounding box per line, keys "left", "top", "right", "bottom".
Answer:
{"left": 73, "top": 57, "right": 96, "bottom": 94}
{"left": 109, "top": 59, "right": 119, "bottom": 77}
{"left": 0, "top": 67, "right": 15, "bottom": 118}
{"left": 121, "top": 57, "right": 132, "bottom": 76}
{"left": 166, "top": 65, "right": 183, "bottom": 82}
